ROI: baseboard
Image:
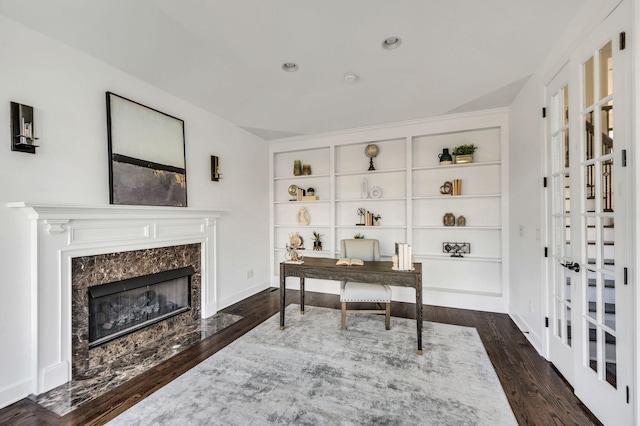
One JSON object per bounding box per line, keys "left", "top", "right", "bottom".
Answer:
{"left": 216, "top": 280, "right": 271, "bottom": 312}
{"left": 0, "top": 378, "right": 32, "bottom": 410}
{"left": 509, "top": 312, "right": 543, "bottom": 355}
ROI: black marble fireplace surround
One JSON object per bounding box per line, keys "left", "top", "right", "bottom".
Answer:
{"left": 71, "top": 244, "right": 201, "bottom": 379}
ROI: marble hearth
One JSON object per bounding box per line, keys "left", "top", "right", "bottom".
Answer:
{"left": 10, "top": 203, "right": 226, "bottom": 396}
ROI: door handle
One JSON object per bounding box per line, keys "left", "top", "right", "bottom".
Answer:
{"left": 561, "top": 262, "right": 580, "bottom": 273}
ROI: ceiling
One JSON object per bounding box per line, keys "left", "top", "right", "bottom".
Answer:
{"left": 0, "top": 0, "right": 588, "bottom": 140}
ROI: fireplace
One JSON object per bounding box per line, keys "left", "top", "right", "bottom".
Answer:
{"left": 88, "top": 266, "right": 194, "bottom": 348}
{"left": 10, "top": 203, "right": 223, "bottom": 395}
{"left": 71, "top": 244, "right": 202, "bottom": 378}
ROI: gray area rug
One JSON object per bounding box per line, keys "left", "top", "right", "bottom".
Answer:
{"left": 108, "top": 305, "right": 517, "bottom": 425}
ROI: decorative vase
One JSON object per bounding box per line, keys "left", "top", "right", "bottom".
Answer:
{"left": 302, "top": 164, "right": 312, "bottom": 175}
{"left": 313, "top": 241, "right": 322, "bottom": 251}
{"left": 438, "top": 148, "right": 453, "bottom": 165}
{"left": 454, "top": 154, "right": 473, "bottom": 164}
{"left": 443, "top": 212, "right": 455, "bottom": 226}
{"left": 457, "top": 215, "right": 466, "bottom": 226}
{"left": 293, "top": 160, "right": 302, "bottom": 176}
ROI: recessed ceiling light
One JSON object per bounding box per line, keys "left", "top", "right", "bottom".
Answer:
{"left": 344, "top": 72, "right": 359, "bottom": 82}
{"left": 281, "top": 62, "right": 299, "bottom": 72}
{"left": 382, "top": 36, "right": 402, "bottom": 50}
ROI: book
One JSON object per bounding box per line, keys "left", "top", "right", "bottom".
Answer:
{"left": 395, "top": 242, "right": 412, "bottom": 271}
{"left": 336, "top": 258, "right": 364, "bottom": 266}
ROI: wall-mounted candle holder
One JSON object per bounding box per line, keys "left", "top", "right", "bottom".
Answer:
{"left": 10, "top": 102, "right": 39, "bottom": 154}
{"left": 211, "top": 155, "right": 222, "bottom": 181}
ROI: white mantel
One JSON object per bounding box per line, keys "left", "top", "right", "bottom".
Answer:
{"left": 8, "top": 202, "right": 225, "bottom": 394}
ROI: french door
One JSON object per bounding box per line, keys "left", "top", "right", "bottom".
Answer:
{"left": 546, "top": 64, "right": 574, "bottom": 383}
{"left": 545, "top": 2, "right": 631, "bottom": 424}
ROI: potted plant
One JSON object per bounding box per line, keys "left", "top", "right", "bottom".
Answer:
{"left": 312, "top": 231, "right": 323, "bottom": 251}
{"left": 307, "top": 187, "right": 315, "bottom": 196}
{"left": 373, "top": 214, "right": 382, "bottom": 226}
{"left": 354, "top": 233, "right": 365, "bottom": 239}
{"left": 452, "top": 144, "right": 478, "bottom": 164}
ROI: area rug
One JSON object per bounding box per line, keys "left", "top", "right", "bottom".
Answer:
{"left": 108, "top": 305, "right": 517, "bottom": 425}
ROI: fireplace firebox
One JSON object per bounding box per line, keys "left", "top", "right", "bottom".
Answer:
{"left": 88, "top": 266, "right": 194, "bottom": 347}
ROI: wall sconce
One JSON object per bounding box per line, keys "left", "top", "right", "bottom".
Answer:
{"left": 211, "top": 155, "right": 222, "bottom": 181}
{"left": 10, "top": 102, "right": 39, "bottom": 154}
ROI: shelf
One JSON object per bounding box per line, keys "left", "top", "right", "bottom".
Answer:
{"left": 413, "top": 225, "right": 501, "bottom": 230}
{"left": 274, "top": 248, "right": 332, "bottom": 255}
{"left": 335, "top": 168, "right": 406, "bottom": 177}
{"left": 273, "top": 174, "right": 330, "bottom": 181}
{"left": 335, "top": 225, "right": 407, "bottom": 229}
{"left": 274, "top": 200, "right": 331, "bottom": 204}
{"left": 412, "top": 160, "right": 501, "bottom": 171}
{"left": 412, "top": 194, "right": 501, "bottom": 200}
{"left": 414, "top": 254, "right": 502, "bottom": 263}
{"left": 335, "top": 197, "right": 405, "bottom": 202}
{"left": 274, "top": 224, "right": 331, "bottom": 228}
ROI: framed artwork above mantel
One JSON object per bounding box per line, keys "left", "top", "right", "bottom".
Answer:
{"left": 106, "top": 92, "right": 188, "bottom": 207}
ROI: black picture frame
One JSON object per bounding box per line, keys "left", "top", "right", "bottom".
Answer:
{"left": 106, "top": 92, "right": 187, "bottom": 207}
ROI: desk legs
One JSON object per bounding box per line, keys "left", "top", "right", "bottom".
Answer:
{"left": 300, "top": 276, "right": 305, "bottom": 314}
{"left": 279, "top": 263, "right": 286, "bottom": 330}
{"left": 416, "top": 275, "right": 423, "bottom": 355}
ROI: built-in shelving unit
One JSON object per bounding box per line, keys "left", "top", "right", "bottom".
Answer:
{"left": 269, "top": 110, "right": 509, "bottom": 312}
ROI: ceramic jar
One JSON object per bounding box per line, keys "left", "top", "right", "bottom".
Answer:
{"left": 439, "top": 148, "right": 453, "bottom": 165}
{"left": 443, "top": 212, "right": 455, "bottom": 226}
{"left": 293, "top": 160, "right": 302, "bottom": 176}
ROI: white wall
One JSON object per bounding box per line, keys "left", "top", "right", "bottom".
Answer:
{"left": 0, "top": 15, "right": 270, "bottom": 408}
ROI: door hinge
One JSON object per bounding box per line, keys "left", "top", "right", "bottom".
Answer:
{"left": 620, "top": 32, "right": 626, "bottom": 50}
{"left": 544, "top": 247, "right": 548, "bottom": 258}
{"left": 543, "top": 177, "right": 548, "bottom": 188}
{"left": 542, "top": 107, "right": 546, "bottom": 118}
{"left": 545, "top": 317, "right": 549, "bottom": 328}
{"left": 627, "top": 386, "right": 630, "bottom": 403}
{"left": 622, "top": 149, "right": 627, "bottom": 167}
{"left": 624, "top": 267, "right": 628, "bottom": 285}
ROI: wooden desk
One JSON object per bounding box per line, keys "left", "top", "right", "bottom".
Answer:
{"left": 279, "top": 257, "right": 424, "bottom": 354}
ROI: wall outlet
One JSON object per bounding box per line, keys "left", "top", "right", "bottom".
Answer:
{"left": 246, "top": 270, "right": 253, "bottom": 279}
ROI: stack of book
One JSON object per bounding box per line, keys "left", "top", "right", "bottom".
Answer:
{"left": 357, "top": 210, "right": 375, "bottom": 226}
{"left": 395, "top": 242, "right": 412, "bottom": 271}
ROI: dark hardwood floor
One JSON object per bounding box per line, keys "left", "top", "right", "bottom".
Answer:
{"left": 0, "top": 288, "right": 601, "bottom": 426}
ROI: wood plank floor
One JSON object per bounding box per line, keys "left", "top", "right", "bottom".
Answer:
{"left": 0, "top": 288, "right": 601, "bottom": 426}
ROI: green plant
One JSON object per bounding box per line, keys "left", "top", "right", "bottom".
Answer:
{"left": 452, "top": 144, "right": 478, "bottom": 155}
{"left": 312, "top": 231, "right": 322, "bottom": 242}
{"left": 373, "top": 214, "right": 382, "bottom": 221}
{"left": 354, "top": 233, "right": 365, "bottom": 239}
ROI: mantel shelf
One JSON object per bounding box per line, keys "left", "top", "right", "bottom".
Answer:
{"left": 8, "top": 202, "right": 227, "bottom": 221}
